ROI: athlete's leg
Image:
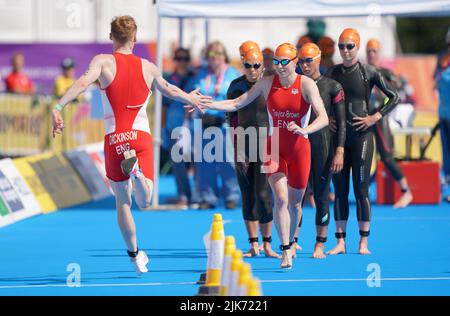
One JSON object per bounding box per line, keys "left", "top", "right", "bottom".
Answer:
{"left": 268, "top": 173, "right": 292, "bottom": 268}
{"left": 287, "top": 185, "right": 306, "bottom": 259}
{"left": 310, "top": 133, "right": 332, "bottom": 259}
{"left": 254, "top": 163, "right": 279, "bottom": 258}
{"left": 327, "top": 146, "right": 351, "bottom": 255}
{"left": 110, "top": 179, "right": 137, "bottom": 253}
{"left": 235, "top": 161, "right": 259, "bottom": 257}
{"left": 170, "top": 138, "right": 191, "bottom": 204}
{"left": 122, "top": 149, "right": 154, "bottom": 210}
{"left": 375, "top": 119, "right": 412, "bottom": 208}
{"left": 352, "top": 132, "right": 374, "bottom": 255}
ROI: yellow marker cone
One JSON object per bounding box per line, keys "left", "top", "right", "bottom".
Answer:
{"left": 213, "top": 213, "right": 225, "bottom": 239}
{"left": 205, "top": 221, "right": 224, "bottom": 285}
{"left": 199, "top": 214, "right": 225, "bottom": 286}
{"left": 228, "top": 250, "right": 243, "bottom": 296}
{"left": 246, "top": 278, "right": 263, "bottom": 296}
{"left": 238, "top": 263, "right": 252, "bottom": 296}
{"left": 219, "top": 236, "right": 236, "bottom": 296}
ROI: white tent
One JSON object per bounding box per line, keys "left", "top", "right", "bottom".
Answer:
{"left": 151, "top": 0, "right": 450, "bottom": 205}
{"left": 158, "top": 0, "right": 450, "bottom": 18}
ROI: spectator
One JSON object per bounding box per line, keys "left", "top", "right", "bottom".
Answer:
{"left": 54, "top": 58, "right": 80, "bottom": 100}
{"left": 434, "top": 27, "right": 450, "bottom": 202}
{"left": 318, "top": 36, "right": 336, "bottom": 73}
{"left": 5, "top": 52, "right": 35, "bottom": 94}
{"left": 162, "top": 48, "right": 196, "bottom": 207}
{"left": 262, "top": 47, "right": 276, "bottom": 77}
{"left": 193, "top": 41, "right": 240, "bottom": 209}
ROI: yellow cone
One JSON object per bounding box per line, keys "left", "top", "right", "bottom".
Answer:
{"left": 238, "top": 263, "right": 252, "bottom": 296}
{"left": 228, "top": 250, "right": 243, "bottom": 296}
{"left": 213, "top": 213, "right": 225, "bottom": 239}
{"left": 247, "top": 278, "right": 263, "bottom": 296}
{"left": 219, "top": 236, "right": 236, "bottom": 296}
{"left": 205, "top": 221, "right": 224, "bottom": 287}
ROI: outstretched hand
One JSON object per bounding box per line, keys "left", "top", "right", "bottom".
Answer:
{"left": 185, "top": 88, "right": 212, "bottom": 114}
{"left": 287, "top": 121, "right": 308, "bottom": 136}
{"left": 52, "top": 108, "right": 64, "bottom": 138}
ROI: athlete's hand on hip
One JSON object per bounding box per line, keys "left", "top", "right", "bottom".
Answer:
{"left": 331, "top": 148, "right": 344, "bottom": 174}
{"left": 287, "top": 121, "right": 307, "bottom": 136}
{"left": 52, "top": 108, "right": 64, "bottom": 138}
{"left": 329, "top": 117, "right": 337, "bottom": 133}
{"left": 352, "top": 113, "right": 382, "bottom": 131}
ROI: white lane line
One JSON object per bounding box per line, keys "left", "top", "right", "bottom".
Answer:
{"left": 0, "top": 281, "right": 198, "bottom": 289}
{"left": 0, "top": 277, "right": 449, "bottom": 290}
{"left": 260, "top": 277, "right": 450, "bottom": 283}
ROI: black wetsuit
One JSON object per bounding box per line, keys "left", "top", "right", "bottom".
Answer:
{"left": 326, "top": 62, "right": 399, "bottom": 225}
{"left": 307, "top": 76, "right": 346, "bottom": 228}
{"left": 227, "top": 75, "right": 273, "bottom": 224}
{"left": 371, "top": 67, "right": 404, "bottom": 182}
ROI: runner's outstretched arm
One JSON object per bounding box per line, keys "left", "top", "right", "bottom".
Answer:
{"left": 52, "top": 55, "right": 103, "bottom": 137}
{"left": 147, "top": 61, "right": 211, "bottom": 111}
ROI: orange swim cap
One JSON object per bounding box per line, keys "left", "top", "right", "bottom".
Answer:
{"left": 275, "top": 43, "right": 298, "bottom": 60}
{"left": 296, "top": 35, "right": 312, "bottom": 49}
{"left": 242, "top": 48, "right": 263, "bottom": 63}
{"left": 339, "top": 28, "right": 360, "bottom": 49}
{"left": 366, "top": 38, "right": 380, "bottom": 51}
{"left": 318, "top": 36, "right": 335, "bottom": 57}
{"left": 299, "top": 43, "right": 321, "bottom": 64}
{"left": 239, "top": 41, "right": 260, "bottom": 58}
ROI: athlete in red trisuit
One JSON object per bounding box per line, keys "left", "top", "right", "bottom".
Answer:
{"left": 52, "top": 16, "right": 211, "bottom": 275}
{"left": 188, "top": 43, "right": 328, "bottom": 269}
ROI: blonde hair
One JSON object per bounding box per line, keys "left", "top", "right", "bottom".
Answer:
{"left": 110, "top": 15, "right": 137, "bottom": 44}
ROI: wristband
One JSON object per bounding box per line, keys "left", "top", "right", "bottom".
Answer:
{"left": 55, "top": 103, "right": 64, "bottom": 112}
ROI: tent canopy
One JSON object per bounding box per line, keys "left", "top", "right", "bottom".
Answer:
{"left": 158, "top": 0, "right": 450, "bottom": 18}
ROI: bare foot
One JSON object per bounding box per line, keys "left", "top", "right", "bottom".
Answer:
{"left": 312, "top": 242, "right": 326, "bottom": 259}
{"left": 243, "top": 243, "right": 260, "bottom": 257}
{"left": 359, "top": 238, "right": 371, "bottom": 255}
{"left": 393, "top": 191, "right": 413, "bottom": 208}
{"left": 290, "top": 243, "right": 298, "bottom": 258}
{"left": 326, "top": 240, "right": 346, "bottom": 255}
{"left": 263, "top": 243, "right": 282, "bottom": 259}
{"left": 280, "top": 250, "right": 292, "bottom": 269}
{"left": 295, "top": 243, "right": 302, "bottom": 251}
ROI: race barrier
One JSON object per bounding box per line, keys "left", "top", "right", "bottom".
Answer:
{"left": 0, "top": 142, "right": 112, "bottom": 228}
{"left": 0, "top": 93, "right": 104, "bottom": 157}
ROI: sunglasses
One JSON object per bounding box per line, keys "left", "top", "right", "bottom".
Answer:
{"left": 366, "top": 49, "right": 378, "bottom": 53}
{"left": 243, "top": 63, "right": 262, "bottom": 69}
{"left": 298, "top": 54, "right": 320, "bottom": 64}
{"left": 273, "top": 57, "right": 296, "bottom": 66}
{"left": 338, "top": 43, "right": 356, "bottom": 50}
{"left": 174, "top": 56, "right": 190, "bottom": 62}
{"left": 209, "top": 51, "right": 225, "bottom": 58}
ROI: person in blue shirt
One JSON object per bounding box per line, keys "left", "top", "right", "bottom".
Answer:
{"left": 434, "top": 28, "right": 450, "bottom": 202}
{"left": 193, "top": 41, "right": 240, "bottom": 209}
{"left": 162, "top": 48, "right": 196, "bottom": 207}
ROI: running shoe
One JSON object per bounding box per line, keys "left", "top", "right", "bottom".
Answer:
{"left": 121, "top": 149, "right": 139, "bottom": 176}
{"left": 130, "top": 250, "right": 149, "bottom": 276}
